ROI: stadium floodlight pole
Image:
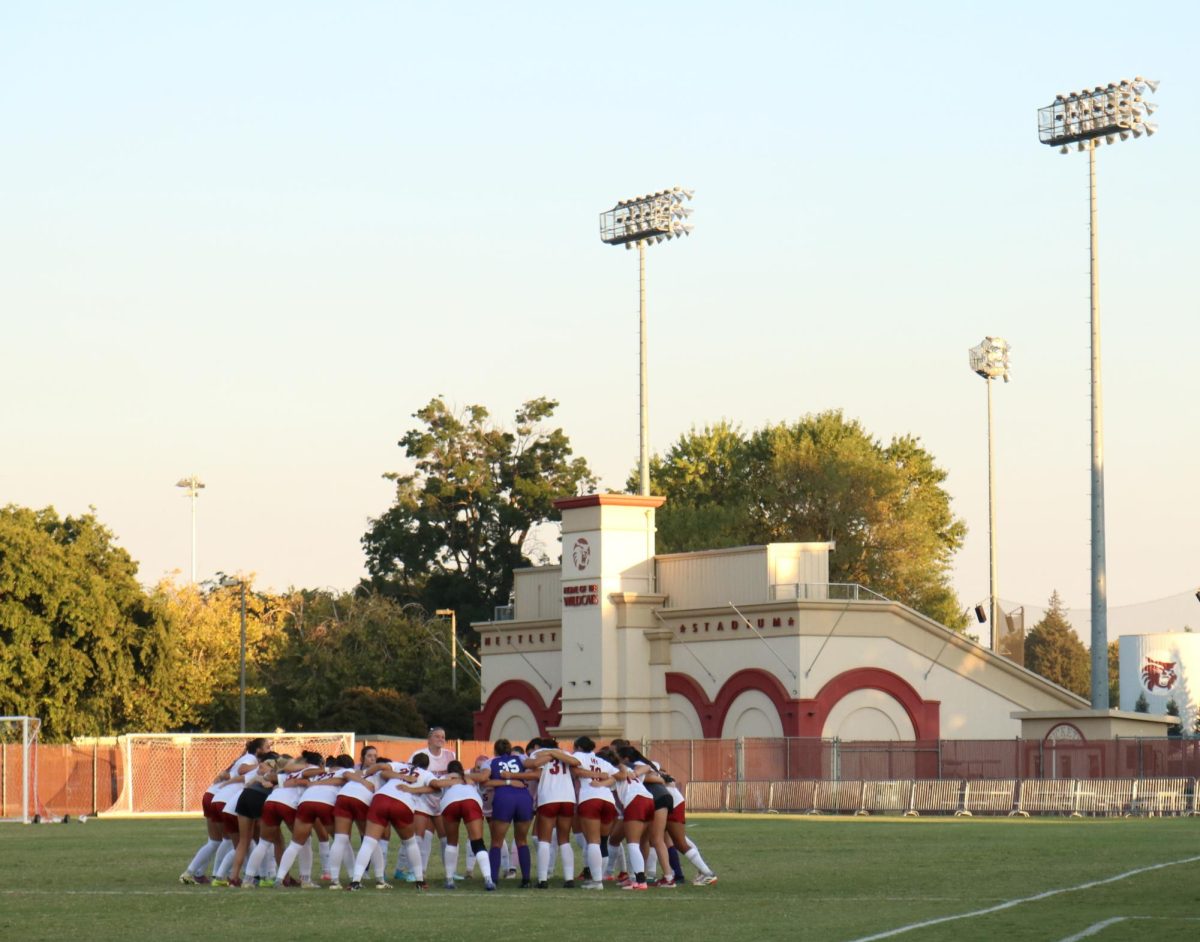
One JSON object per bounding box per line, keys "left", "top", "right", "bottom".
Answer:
{"left": 217, "top": 574, "right": 248, "bottom": 732}
{"left": 599, "top": 187, "right": 695, "bottom": 496}
{"left": 175, "top": 475, "right": 206, "bottom": 583}
{"left": 1038, "top": 76, "right": 1159, "bottom": 709}
{"left": 968, "top": 337, "right": 1011, "bottom": 650}
{"left": 436, "top": 609, "right": 457, "bottom": 692}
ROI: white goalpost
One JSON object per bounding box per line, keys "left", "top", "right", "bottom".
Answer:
{"left": 0, "top": 716, "right": 41, "bottom": 824}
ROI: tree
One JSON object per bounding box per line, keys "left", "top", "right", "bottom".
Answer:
{"left": 0, "top": 506, "right": 175, "bottom": 740}
{"left": 1024, "top": 592, "right": 1090, "bottom": 698}
{"left": 643, "top": 413, "right": 968, "bottom": 628}
{"left": 1165, "top": 698, "right": 1181, "bottom": 738}
{"left": 362, "top": 397, "right": 596, "bottom": 625}
{"left": 315, "top": 686, "right": 425, "bottom": 736}
{"left": 1108, "top": 640, "right": 1120, "bottom": 709}
{"left": 1134, "top": 691, "right": 1149, "bottom": 712}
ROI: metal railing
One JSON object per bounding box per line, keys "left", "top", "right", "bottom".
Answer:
{"left": 768, "top": 582, "right": 891, "bottom": 602}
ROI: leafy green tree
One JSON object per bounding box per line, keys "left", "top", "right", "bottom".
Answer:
{"left": 315, "top": 686, "right": 425, "bottom": 736}
{"left": 1024, "top": 592, "right": 1089, "bottom": 698}
{"left": 1134, "top": 691, "right": 1149, "bottom": 712}
{"left": 0, "top": 506, "right": 174, "bottom": 740}
{"left": 1165, "top": 698, "right": 1181, "bottom": 737}
{"left": 1108, "top": 640, "right": 1120, "bottom": 709}
{"left": 644, "top": 412, "right": 968, "bottom": 628}
{"left": 363, "top": 397, "right": 595, "bottom": 625}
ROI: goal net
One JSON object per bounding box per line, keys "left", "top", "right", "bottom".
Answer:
{"left": 1, "top": 716, "right": 41, "bottom": 823}
{"left": 99, "top": 731, "right": 355, "bottom": 817}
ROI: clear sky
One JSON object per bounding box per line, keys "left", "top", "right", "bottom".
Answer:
{"left": 2, "top": 2, "right": 1197, "bottom": 641}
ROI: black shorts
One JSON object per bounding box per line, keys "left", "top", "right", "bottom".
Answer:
{"left": 652, "top": 793, "right": 674, "bottom": 813}
{"left": 235, "top": 788, "right": 269, "bottom": 819}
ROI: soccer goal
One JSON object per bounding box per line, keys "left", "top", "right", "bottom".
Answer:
{"left": 1, "top": 716, "right": 41, "bottom": 824}
{"left": 99, "top": 731, "right": 355, "bottom": 817}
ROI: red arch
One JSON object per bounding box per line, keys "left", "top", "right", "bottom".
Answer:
{"left": 667, "top": 669, "right": 804, "bottom": 737}
{"left": 800, "top": 668, "right": 940, "bottom": 740}
{"left": 474, "top": 681, "right": 563, "bottom": 741}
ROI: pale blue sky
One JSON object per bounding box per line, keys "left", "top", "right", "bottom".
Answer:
{"left": 2, "top": 2, "right": 1197, "bottom": 639}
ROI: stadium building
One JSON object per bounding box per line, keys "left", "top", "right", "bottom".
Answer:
{"left": 473, "top": 495, "right": 1170, "bottom": 745}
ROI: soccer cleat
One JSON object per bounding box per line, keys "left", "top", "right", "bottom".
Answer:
{"left": 211, "top": 878, "right": 229, "bottom": 887}
{"left": 484, "top": 881, "right": 497, "bottom": 891}
{"left": 375, "top": 880, "right": 393, "bottom": 890}
{"left": 193, "top": 875, "right": 211, "bottom": 885}
{"left": 328, "top": 883, "right": 343, "bottom": 891}
{"left": 562, "top": 880, "right": 575, "bottom": 889}
{"left": 615, "top": 871, "right": 629, "bottom": 883}
{"left": 257, "top": 878, "right": 275, "bottom": 888}
{"left": 414, "top": 881, "right": 430, "bottom": 891}
{"left": 393, "top": 867, "right": 411, "bottom": 881}
{"left": 519, "top": 879, "right": 532, "bottom": 889}
{"left": 653, "top": 877, "right": 677, "bottom": 888}
{"left": 602, "top": 873, "right": 616, "bottom": 882}
{"left": 452, "top": 872, "right": 466, "bottom": 881}
{"left": 228, "top": 878, "right": 242, "bottom": 888}
{"left": 347, "top": 881, "right": 362, "bottom": 892}
{"left": 580, "top": 867, "right": 592, "bottom": 881}
{"left": 178, "top": 871, "right": 197, "bottom": 885}
{"left": 581, "top": 880, "right": 604, "bottom": 890}
{"left": 536, "top": 880, "right": 549, "bottom": 890}
{"left": 692, "top": 873, "right": 718, "bottom": 886}
{"left": 299, "top": 880, "right": 320, "bottom": 889}
{"left": 506, "top": 868, "right": 518, "bottom": 879}
{"left": 443, "top": 879, "right": 457, "bottom": 890}
{"left": 403, "top": 871, "right": 418, "bottom": 883}
{"left": 281, "top": 876, "right": 299, "bottom": 888}
{"left": 621, "top": 881, "right": 649, "bottom": 891}
{"left": 321, "top": 871, "right": 333, "bottom": 882}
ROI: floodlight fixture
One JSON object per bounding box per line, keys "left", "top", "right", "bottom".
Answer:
{"left": 175, "top": 474, "right": 206, "bottom": 583}
{"left": 1037, "top": 74, "right": 1159, "bottom": 709}
{"left": 599, "top": 185, "right": 696, "bottom": 496}
{"left": 968, "top": 336, "right": 1012, "bottom": 383}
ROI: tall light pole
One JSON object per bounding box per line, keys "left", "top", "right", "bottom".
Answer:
{"left": 217, "top": 573, "right": 248, "bottom": 732}
{"left": 1038, "top": 76, "right": 1159, "bottom": 709}
{"left": 175, "top": 475, "right": 206, "bottom": 583}
{"left": 969, "top": 337, "right": 1011, "bottom": 649}
{"left": 599, "top": 187, "right": 695, "bottom": 495}
{"left": 436, "top": 608, "right": 457, "bottom": 693}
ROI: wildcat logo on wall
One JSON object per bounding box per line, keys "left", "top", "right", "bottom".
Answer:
{"left": 571, "top": 537, "right": 591, "bottom": 572}
{"left": 1141, "top": 657, "right": 1178, "bottom": 692}
{"left": 1120, "top": 633, "right": 1198, "bottom": 732}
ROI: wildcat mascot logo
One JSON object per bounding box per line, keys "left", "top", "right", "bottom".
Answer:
{"left": 1141, "top": 657, "right": 1178, "bottom": 692}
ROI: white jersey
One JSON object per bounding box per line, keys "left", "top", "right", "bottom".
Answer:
{"left": 439, "top": 780, "right": 483, "bottom": 813}
{"left": 615, "top": 767, "right": 652, "bottom": 807}
{"left": 265, "top": 770, "right": 310, "bottom": 810}
{"left": 211, "top": 753, "right": 259, "bottom": 807}
{"left": 300, "top": 769, "right": 347, "bottom": 806}
{"left": 572, "top": 752, "right": 618, "bottom": 806}
{"left": 377, "top": 763, "right": 437, "bottom": 810}
{"left": 532, "top": 749, "right": 576, "bottom": 807}
{"left": 409, "top": 747, "right": 456, "bottom": 777}
{"left": 337, "top": 769, "right": 376, "bottom": 806}
{"left": 667, "top": 783, "right": 685, "bottom": 809}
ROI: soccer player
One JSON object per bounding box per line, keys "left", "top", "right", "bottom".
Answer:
{"left": 487, "top": 738, "right": 534, "bottom": 887}
{"left": 430, "top": 760, "right": 495, "bottom": 890}
{"left": 179, "top": 767, "right": 232, "bottom": 884}
{"left": 517, "top": 737, "right": 582, "bottom": 888}
{"left": 405, "top": 727, "right": 457, "bottom": 881}
{"left": 245, "top": 754, "right": 310, "bottom": 886}
{"left": 328, "top": 747, "right": 388, "bottom": 885}
{"left": 570, "top": 736, "right": 619, "bottom": 890}
{"left": 226, "top": 752, "right": 283, "bottom": 886}
{"left": 274, "top": 753, "right": 350, "bottom": 885}
{"left": 663, "top": 775, "right": 717, "bottom": 886}
{"left": 346, "top": 753, "right": 438, "bottom": 891}
{"left": 615, "top": 744, "right": 674, "bottom": 888}
{"left": 208, "top": 738, "right": 274, "bottom": 885}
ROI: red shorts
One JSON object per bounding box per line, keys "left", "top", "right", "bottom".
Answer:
{"left": 201, "top": 793, "right": 214, "bottom": 817}
{"left": 622, "top": 796, "right": 655, "bottom": 823}
{"left": 537, "top": 801, "right": 575, "bottom": 820}
{"left": 366, "top": 795, "right": 414, "bottom": 830}
{"left": 578, "top": 799, "right": 617, "bottom": 825}
{"left": 221, "top": 811, "right": 239, "bottom": 836}
{"left": 296, "top": 801, "right": 335, "bottom": 827}
{"left": 333, "top": 794, "right": 369, "bottom": 823}
{"left": 262, "top": 802, "right": 296, "bottom": 829}
{"left": 442, "top": 799, "right": 483, "bottom": 827}
{"left": 205, "top": 799, "right": 225, "bottom": 822}
{"left": 667, "top": 802, "right": 686, "bottom": 824}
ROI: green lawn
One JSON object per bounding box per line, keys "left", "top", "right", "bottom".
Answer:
{"left": 2, "top": 815, "right": 1199, "bottom": 941}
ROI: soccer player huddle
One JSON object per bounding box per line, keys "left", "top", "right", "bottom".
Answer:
{"left": 179, "top": 728, "right": 717, "bottom": 892}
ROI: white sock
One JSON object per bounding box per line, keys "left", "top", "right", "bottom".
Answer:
{"left": 330, "top": 834, "right": 352, "bottom": 880}
{"left": 626, "top": 843, "right": 645, "bottom": 880}
{"left": 685, "top": 843, "right": 712, "bottom": 876}
{"left": 379, "top": 838, "right": 390, "bottom": 876}
{"left": 443, "top": 844, "right": 459, "bottom": 882}
{"left": 404, "top": 835, "right": 424, "bottom": 881}
{"left": 420, "top": 831, "right": 433, "bottom": 872}
{"left": 298, "top": 840, "right": 313, "bottom": 880}
{"left": 213, "top": 837, "right": 234, "bottom": 873}
{"left": 186, "top": 838, "right": 220, "bottom": 876}
{"left": 536, "top": 840, "right": 552, "bottom": 881}
{"left": 318, "top": 840, "right": 331, "bottom": 876}
{"left": 586, "top": 843, "right": 603, "bottom": 883}
{"left": 647, "top": 850, "right": 658, "bottom": 879}
{"left": 352, "top": 836, "right": 378, "bottom": 883}
{"left": 261, "top": 841, "right": 277, "bottom": 878}
{"left": 245, "top": 840, "right": 270, "bottom": 879}
{"left": 574, "top": 832, "right": 587, "bottom": 856}
{"left": 371, "top": 839, "right": 385, "bottom": 880}
{"left": 476, "top": 847, "right": 493, "bottom": 884}
{"left": 440, "top": 835, "right": 449, "bottom": 874}
{"left": 609, "top": 844, "right": 624, "bottom": 874}
{"left": 466, "top": 847, "right": 477, "bottom": 875}
{"left": 559, "top": 842, "right": 575, "bottom": 882}
{"left": 276, "top": 840, "right": 303, "bottom": 881}
{"left": 500, "top": 841, "right": 511, "bottom": 872}
{"left": 215, "top": 846, "right": 236, "bottom": 879}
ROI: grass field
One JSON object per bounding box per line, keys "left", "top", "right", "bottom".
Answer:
{"left": 2, "top": 815, "right": 1200, "bottom": 941}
